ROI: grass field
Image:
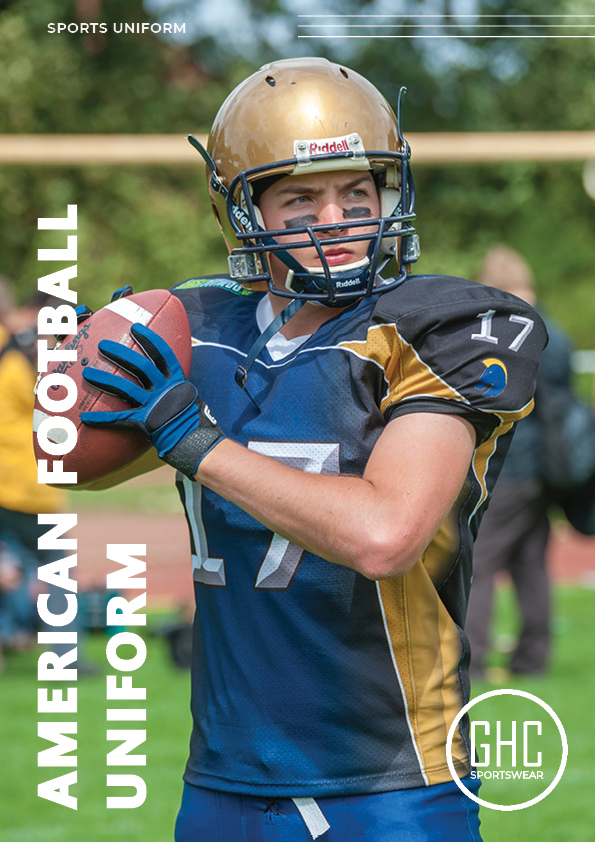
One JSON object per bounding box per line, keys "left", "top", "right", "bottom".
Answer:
{"left": 67, "top": 482, "right": 182, "bottom": 514}
{"left": 1, "top": 618, "right": 191, "bottom": 842}
{"left": 0, "top": 586, "right": 593, "bottom": 841}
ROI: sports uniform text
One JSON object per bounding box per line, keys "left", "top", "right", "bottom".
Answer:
{"left": 47, "top": 22, "right": 186, "bottom": 34}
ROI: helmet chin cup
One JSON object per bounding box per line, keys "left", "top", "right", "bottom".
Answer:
{"left": 285, "top": 256, "right": 371, "bottom": 301}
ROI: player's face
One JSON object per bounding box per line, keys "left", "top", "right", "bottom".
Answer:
{"left": 258, "top": 170, "right": 380, "bottom": 288}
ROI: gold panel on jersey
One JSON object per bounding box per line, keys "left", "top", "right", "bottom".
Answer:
{"left": 377, "top": 567, "right": 470, "bottom": 786}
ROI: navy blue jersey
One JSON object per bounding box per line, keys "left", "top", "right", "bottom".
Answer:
{"left": 172, "top": 274, "right": 546, "bottom": 797}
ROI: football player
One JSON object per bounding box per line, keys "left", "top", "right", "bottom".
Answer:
{"left": 81, "top": 59, "right": 547, "bottom": 840}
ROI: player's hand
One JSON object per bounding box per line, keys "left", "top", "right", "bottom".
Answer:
{"left": 80, "top": 323, "right": 225, "bottom": 479}
{"left": 55, "top": 303, "right": 94, "bottom": 342}
{"left": 55, "top": 287, "right": 134, "bottom": 342}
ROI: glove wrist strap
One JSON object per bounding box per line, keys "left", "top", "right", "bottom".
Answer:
{"left": 162, "top": 428, "right": 224, "bottom": 479}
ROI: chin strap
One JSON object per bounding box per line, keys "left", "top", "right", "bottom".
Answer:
{"left": 234, "top": 298, "right": 306, "bottom": 406}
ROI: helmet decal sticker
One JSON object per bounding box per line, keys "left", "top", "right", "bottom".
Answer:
{"left": 293, "top": 134, "right": 365, "bottom": 165}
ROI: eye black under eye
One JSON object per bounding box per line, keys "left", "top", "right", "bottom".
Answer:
{"left": 343, "top": 207, "right": 373, "bottom": 220}
{"left": 283, "top": 215, "right": 319, "bottom": 229}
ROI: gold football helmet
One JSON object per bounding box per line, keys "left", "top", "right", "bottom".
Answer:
{"left": 189, "top": 57, "right": 419, "bottom": 305}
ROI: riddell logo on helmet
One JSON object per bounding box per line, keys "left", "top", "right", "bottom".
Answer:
{"left": 309, "top": 138, "right": 350, "bottom": 154}
{"left": 335, "top": 278, "right": 362, "bottom": 288}
{"left": 294, "top": 134, "right": 364, "bottom": 160}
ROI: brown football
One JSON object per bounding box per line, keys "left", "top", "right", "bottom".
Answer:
{"left": 33, "top": 289, "right": 192, "bottom": 485}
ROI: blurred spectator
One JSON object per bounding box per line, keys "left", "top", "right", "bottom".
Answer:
{"left": 0, "top": 538, "right": 38, "bottom": 670}
{"left": 0, "top": 286, "right": 95, "bottom": 672}
{"left": 466, "top": 246, "right": 573, "bottom": 680}
{"left": 0, "top": 275, "right": 15, "bottom": 335}
{"left": 0, "top": 287, "right": 66, "bottom": 552}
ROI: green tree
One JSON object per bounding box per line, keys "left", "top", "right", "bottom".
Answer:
{"left": 0, "top": 0, "right": 244, "bottom": 305}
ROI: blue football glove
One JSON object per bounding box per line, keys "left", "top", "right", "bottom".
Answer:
{"left": 81, "top": 322, "right": 225, "bottom": 478}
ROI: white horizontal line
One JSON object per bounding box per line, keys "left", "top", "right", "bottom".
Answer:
{"left": 298, "top": 14, "right": 595, "bottom": 17}
{"left": 298, "top": 24, "right": 595, "bottom": 28}
{"left": 298, "top": 35, "right": 595, "bottom": 39}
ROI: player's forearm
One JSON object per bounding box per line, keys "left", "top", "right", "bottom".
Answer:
{"left": 195, "top": 439, "right": 430, "bottom": 578}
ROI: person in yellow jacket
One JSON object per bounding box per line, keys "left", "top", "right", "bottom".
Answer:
{"left": 0, "top": 312, "right": 65, "bottom": 518}
{"left": 0, "top": 290, "right": 65, "bottom": 539}
{"left": 0, "top": 289, "right": 91, "bottom": 668}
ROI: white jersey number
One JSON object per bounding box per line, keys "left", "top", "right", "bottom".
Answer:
{"left": 185, "top": 441, "right": 341, "bottom": 591}
{"left": 185, "top": 480, "right": 227, "bottom": 587}
{"left": 247, "top": 441, "right": 341, "bottom": 590}
{"left": 471, "top": 310, "right": 534, "bottom": 352}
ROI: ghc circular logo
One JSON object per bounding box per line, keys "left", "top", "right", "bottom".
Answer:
{"left": 446, "top": 689, "right": 568, "bottom": 811}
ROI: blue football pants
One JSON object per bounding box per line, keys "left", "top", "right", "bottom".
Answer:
{"left": 175, "top": 776, "right": 482, "bottom": 842}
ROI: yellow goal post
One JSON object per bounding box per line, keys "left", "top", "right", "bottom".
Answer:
{"left": 1, "top": 132, "right": 595, "bottom": 165}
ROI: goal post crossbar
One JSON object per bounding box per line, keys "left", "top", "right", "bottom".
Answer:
{"left": 1, "top": 132, "right": 595, "bottom": 165}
